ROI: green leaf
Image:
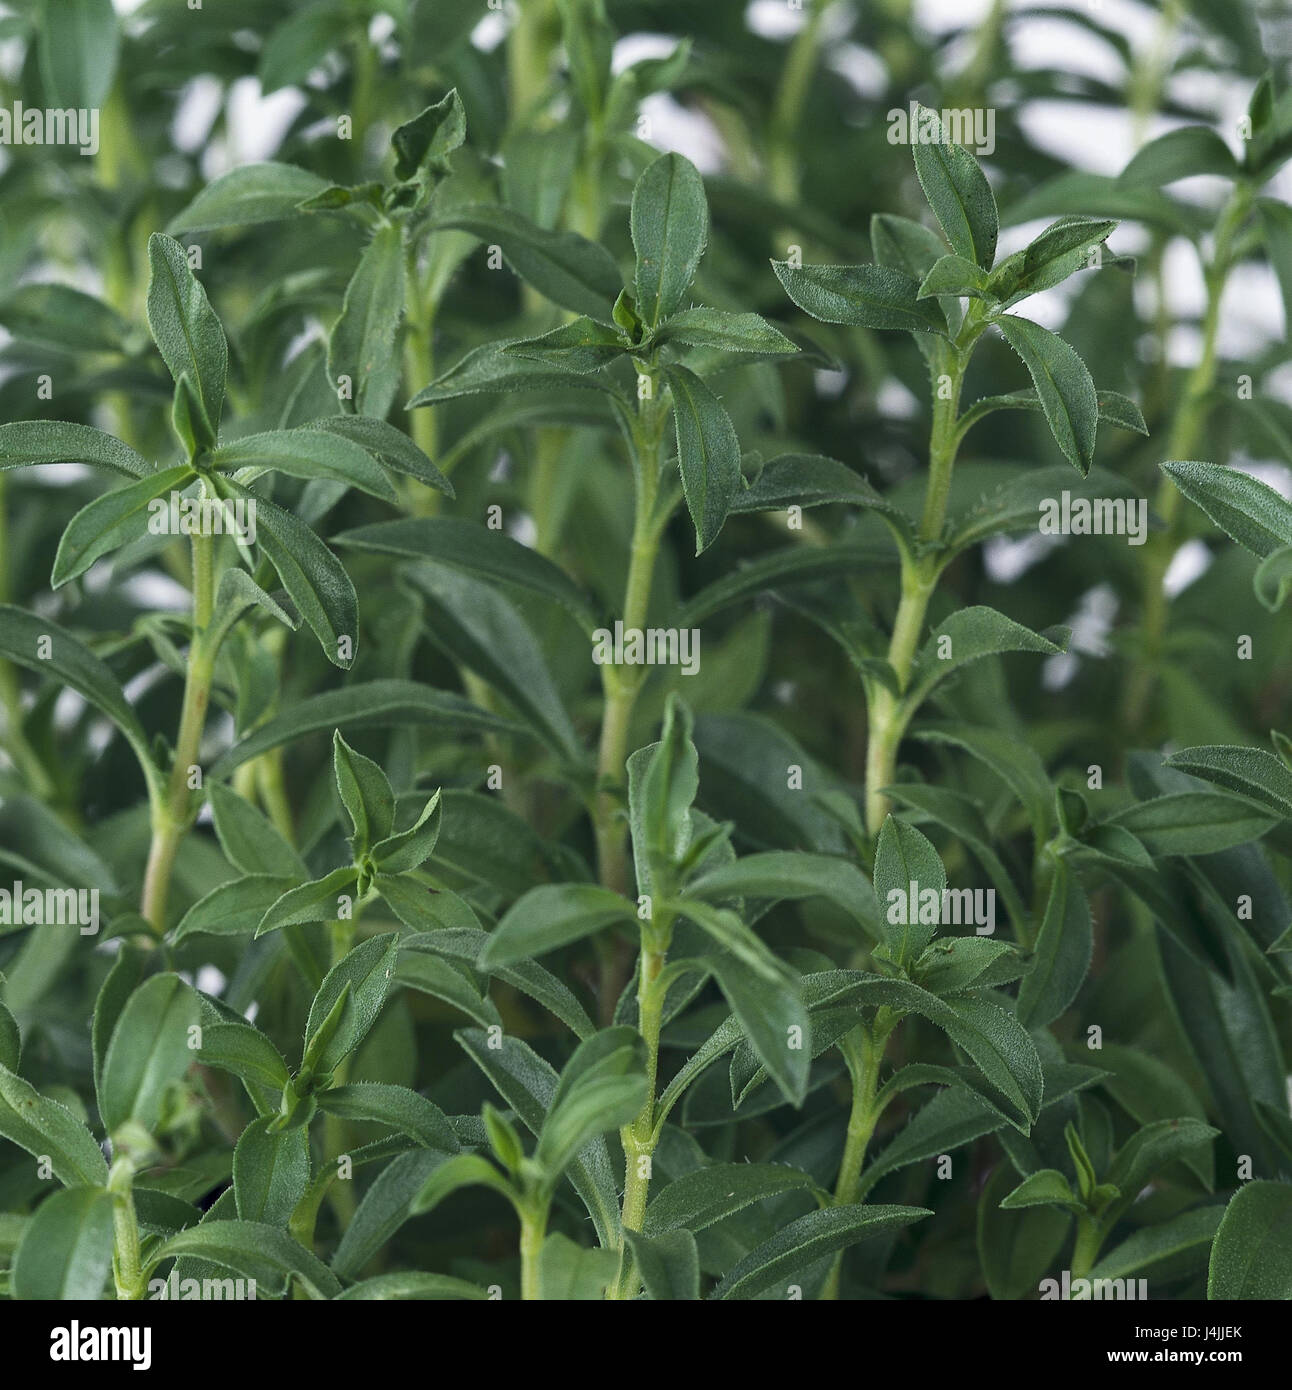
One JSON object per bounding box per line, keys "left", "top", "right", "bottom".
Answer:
{"left": 914, "top": 937, "right": 1024, "bottom": 994}
{"left": 1254, "top": 546, "right": 1292, "bottom": 612}
{"left": 334, "top": 516, "right": 593, "bottom": 623}
{"left": 706, "top": 952, "right": 809, "bottom": 1107}
{"left": 672, "top": 899, "right": 793, "bottom": 987}
{"left": 1017, "top": 861, "right": 1092, "bottom": 1028}
{"left": 773, "top": 261, "right": 945, "bottom": 335}
{"left": 408, "top": 1151, "right": 515, "bottom": 1218}
{"left": 38, "top": 0, "right": 118, "bottom": 108}
{"left": 909, "top": 605, "right": 1065, "bottom": 706}
{"left": 1003, "top": 217, "right": 1119, "bottom": 304}
{"left": 710, "top": 1203, "right": 929, "bottom": 1300}
{"left": 536, "top": 1027, "right": 648, "bottom": 1176}
{"left": 628, "top": 693, "right": 699, "bottom": 895}
{"left": 859, "top": 1086, "right": 1011, "bottom": 1198}
{"left": 665, "top": 364, "right": 742, "bottom": 554}
{"left": 209, "top": 681, "right": 519, "bottom": 778}
{"left": 999, "top": 1168, "right": 1083, "bottom": 1213}
{"left": 0, "top": 283, "right": 132, "bottom": 354}
{"left": 371, "top": 791, "right": 442, "bottom": 875}
{"left": 1164, "top": 745, "right": 1292, "bottom": 817}
{"left": 392, "top": 89, "right": 466, "bottom": 180}
{"left": 728, "top": 454, "right": 888, "bottom": 514}
{"left": 1258, "top": 198, "right": 1292, "bottom": 327}
{"left": 910, "top": 105, "right": 998, "bottom": 268}
{"left": 332, "top": 731, "right": 395, "bottom": 857}
{"left": 479, "top": 883, "right": 636, "bottom": 968}
{"left": 407, "top": 339, "right": 619, "bottom": 406}
{"left": 977, "top": 1164, "right": 1070, "bottom": 1300}
{"left": 1089, "top": 1205, "right": 1222, "bottom": 1283}
{"left": 1117, "top": 127, "right": 1239, "bottom": 187}
{"left": 207, "top": 781, "right": 307, "bottom": 879}
{"left": 538, "top": 1232, "right": 619, "bottom": 1299}
{"left": 917, "top": 253, "right": 992, "bottom": 300}
{"left": 502, "top": 317, "right": 631, "bottom": 373}
{"left": 52, "top": 466, "right": 195, "bottom": 587}
{"left": 166, "top": 163, "right": 331, "bottom": 233}
{"left": 146, "top": 233, "right": 228, "bottom": 448}
{"left": 0, "top": 1063, "right": 107, "bottom": 1185}
{"left": 1107, "top": 791, "right": 1277, "bottom": 854}
{"left": 1208, "top": 1181, "right": 1292, "bottom": 1299}
{"left": 233, "top": 1117, "right": 310, "bottom": 1226}
{"left": 631, "top": 152, "right": 708, "bottom": 328}
{"left": 428, "top": 204, "right": 622, "bottom": 320}
{"left": 197, "top": 1022, "right": 291, "bottom": 1093}
{"left": 150, "top": 1221, "right": 341, "bottom": 1299}
{"left": 255, "top": 867, "right": 358, "bottom": 937}
{"left": 995, "top": 316, "right": 1098, "bottom": 474}
{"left": 0, "top": 605, "right": 157, "bottom": 789}
{"left": 302, "top": 935, "right": 400, "bottom": 1081}
{"left": 229, "top": 483, "right": 357, "bottom": 669}
{"left": 0, "top": 421, "right": 150, "bottom": 479}
{"left": 870, "top": 212, "right": 949, "bottom": 280}
{"left": 99, "top": 974, "right": 201, "bottom": 1137}
{"left": 174, "top": 874, "right": 300, "bottom": 942}
{"left": 304, "top": 414, "right": 454, "bottom": 497}
{"left": 408, "top": 566, "right": 581, "bottom": 757}
{"left": 316, "top": 1083, "right": 458, "bottom": 1152}
{"left": 212, "top": 429, "right": 397, "bottom": 503}
{"left": 12, "top": 1187, "right": 115, "bottom": 1300}
{"left": 643, "top": 1162, "right": 819, "bottom": 1235}
{"left": 624, "top": 1228, "right": 700, "bottom": 1300}
{"left": 258, "top": 4, "right": 347, "bottom": 93}
{"left": 874, "top": 816, "right": 946, "bottom": 964}
{"left": 329, "top": 223, "right": 406, "bottom": 420}
{"left": 1105, "top": 1118, "right": 1219, "bottom": 1212}
{"left": 454, "top": 1030, "right": 619, "bottom": 1242}
{"left": 649, "top": 308, "right": 798, "bottom": 361}
{"left": 682, "top": 851, "right": 876, "bottom": 930}
{"left": 0, "top": 997, "right": 18, "bottom": 1072}
{"left": 334, "top": 1272, "right": 489, "bottom": 1300}
{"left": 1161, "top": 460, "right": 1292, "bottom": 558}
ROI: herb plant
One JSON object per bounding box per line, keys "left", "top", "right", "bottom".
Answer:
{"left": 0, "top": 0, "right": 1291, "bottom": 1307}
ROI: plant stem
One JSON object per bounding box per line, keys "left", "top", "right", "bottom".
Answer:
{"left": 108, "top": 1157, "right": 146, "bottom": 1301}
{"left": 769, "top": 0, "right": 829, "bottom": 208}
{"left": 403, "top": 244, "right": 440, "bottom": 509}
{"left": 140, "top": 529, "right": 215, "bottom": 934}
{"left": 519, "top": 1203, "right": 549, "bottom": 1300}
{"left": 609, "top": 937, "right": 668, "bottom": 1300}
{"left": 820, "top": 1015, "right": 892, "bottom": 1300}
{"left": 864, "top": 348, "right": 964, "bottom": 834}
{"left": 593, "top": 388, "right": 667, "bottom": 898}
{"left": 1122, "top": 182, "right": 1251, "bottom": 729}
{"left": 1071, "top": 1213, "right": 1103, "bottom": 1279}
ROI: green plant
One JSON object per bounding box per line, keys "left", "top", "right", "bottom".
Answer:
{"left": 0, "top": 0, "right": 1291, "bottom": 1310}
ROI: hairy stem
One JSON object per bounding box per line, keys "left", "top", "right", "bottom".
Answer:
{"left": 140, "top": 529, "right": 216, "bottom": 934}
{"left": 609, "top": 937, "right": 668, "bottom": 1300}
{"left": 519, "top": 1203, "right": 549, "bottom": 1300}
{"left": 109, "top": 1157, "right": 146, "bottom": 1301}
{"left": 821, "top": 1015, "right": 892, "bottom": 1299}
{"left": 865, "top": 349, "right": 964, "bottom": 834}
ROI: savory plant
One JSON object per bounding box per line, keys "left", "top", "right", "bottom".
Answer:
{"left": 0, "top": 0, "right": 1289, "bottom": 1306}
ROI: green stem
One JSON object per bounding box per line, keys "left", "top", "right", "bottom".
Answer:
{"left": 140, "top": 530, "right": 216, "bottom": 934}
{"left": 403, "top": 245, "right": 440, "bottom": 511}
{"left": 820, "top": 1016, "right": 892, "bottom": 1300}
{"left": 1123, "top": 182, "right": 1251, "bottom": 729}
{"left": 864, "top": 348, "right": 964, "bottom": 834}
{"left": 769, "top": 0, "right": 829, "bottom": 207}
{"left": 609, "top": 937, "right": 668, "bottom": 1300}
{"left": 1071, "top": 1213, "right": 1103, "bottom": 1279}
{"left": 108, "top": 1158, "right": 146, "bottom": 1301}
{"left": 519, "top": 1203, "right": 549, "bottom": 1300}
